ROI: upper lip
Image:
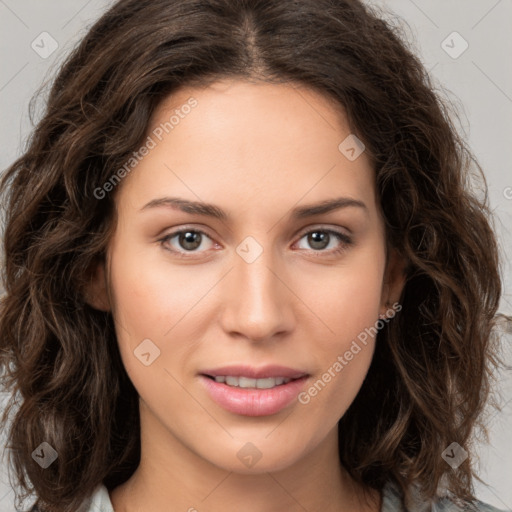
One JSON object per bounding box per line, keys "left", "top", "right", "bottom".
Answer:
{"left": 200, "top": 365, "right": 309, "bottom": 380}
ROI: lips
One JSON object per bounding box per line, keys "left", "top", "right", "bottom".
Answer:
{"left": 198, "top": 364, "right": 311, "bottom": 416}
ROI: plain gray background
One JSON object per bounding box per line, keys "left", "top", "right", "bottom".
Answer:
{"left": 0, "top": 1, "right": 511, "bottom": 511}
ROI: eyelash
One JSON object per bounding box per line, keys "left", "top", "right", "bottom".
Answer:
{"left": 158, "top": 226, "right": 353, "bottom": 259}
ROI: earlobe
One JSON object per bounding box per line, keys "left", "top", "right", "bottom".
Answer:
{"left": 380, "top": 249, "right": 407, "bottom": 318}
{"left": 83, "top": 259, "right": 111, "bottom": 312}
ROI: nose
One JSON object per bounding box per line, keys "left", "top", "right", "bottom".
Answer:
{"left": 218, "top": 244, "right": 295, "bottom": 343}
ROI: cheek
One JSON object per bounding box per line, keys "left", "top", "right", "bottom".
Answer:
{"left": 297, "top": 273, "right": 381, "bottom": 423}
{"left": 297, "top": 246, "right": 386, "bottom": 348}
{"left": 107, "top": 248, "right": 198, "bottom": 408}
{"left": 295, "top": 245, "right": 385, "bottom": 409}
{"left": 107, "top": 235, "right": 226, "bottom": 394}
{"left": 108, "top": 240, "right": 204, "bottom": 339}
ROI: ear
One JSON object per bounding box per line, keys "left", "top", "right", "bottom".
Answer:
{"left": 83, "top": 259, "right": 111, "bottom": 312}
{"left": 379, "top": 248, "right": 407, "bottom": 318}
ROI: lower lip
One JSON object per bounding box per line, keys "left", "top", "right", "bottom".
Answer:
{"left": 199, "top": 375, "right": 309, "bottom": 417}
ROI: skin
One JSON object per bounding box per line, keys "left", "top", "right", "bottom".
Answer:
{"left": 87, "top": 79, "right": 406, "bottom": 512}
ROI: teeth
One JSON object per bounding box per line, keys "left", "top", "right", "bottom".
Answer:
{"left": 213, "top": 376, "right": 292, "bottom": 389}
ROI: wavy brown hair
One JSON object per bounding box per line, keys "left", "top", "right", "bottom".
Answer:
{"left": 0, "top": 0, "right": 507, "bottom": 511}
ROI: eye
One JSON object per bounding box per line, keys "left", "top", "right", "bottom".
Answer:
{"left": 159, "top": 228, "right": 216, "bottom": 257}
{"left": 294, "top": 228, "right": 353, "bottom": 256}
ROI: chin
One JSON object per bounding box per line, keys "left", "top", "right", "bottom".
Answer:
{"left": 198, "top": 438, "right": 305, "bottom": 474}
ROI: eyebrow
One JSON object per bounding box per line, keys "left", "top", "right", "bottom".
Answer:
{"left": 140, "top": 196, "right": 367, "bottom": 220}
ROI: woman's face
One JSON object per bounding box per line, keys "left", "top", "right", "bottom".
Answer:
{"left": 94, "top": 79, "right": 403, "bottom": 473}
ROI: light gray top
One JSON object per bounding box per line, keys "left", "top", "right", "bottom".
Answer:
{"left": 78, "top": 479, "right": 510, "bottom": 512}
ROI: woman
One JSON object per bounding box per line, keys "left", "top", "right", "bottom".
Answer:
{"left": 0, "top": 0, "right": 509, "bottom": 511}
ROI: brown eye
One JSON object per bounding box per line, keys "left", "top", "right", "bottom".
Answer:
{"left": 295, "top": 228, "right": 353, "bottom": 256}
{"left": 159, "top": 229, "right": 215, "bottom": 256}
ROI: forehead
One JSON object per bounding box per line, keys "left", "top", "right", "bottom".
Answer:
{"left": 116, "top": 79, "right": 378, "bottom": 221}
{"left": 150, "top": 79, "right": 352, "bottom": 155}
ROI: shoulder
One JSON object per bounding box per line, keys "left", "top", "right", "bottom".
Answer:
{"left": 473, "top": 503, "right": 512, "bottom": 512}
{"left": 381, "top": 480, "right": 511, "bottom": 512}
{"left": 85, "top": 483, "right": 114, "bottom": 511}
{"left": 433, "top": 498, "right": 509, "bottom": 512}
{"left": 27, "top": 483, "right": 114, "bottom": 512}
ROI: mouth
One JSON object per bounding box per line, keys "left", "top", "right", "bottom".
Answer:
{"left": 198, "top": 367, "right": 311, "bottom": 417}
{"left": 201, "top": 374, "right": 305, "bottom": 389}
